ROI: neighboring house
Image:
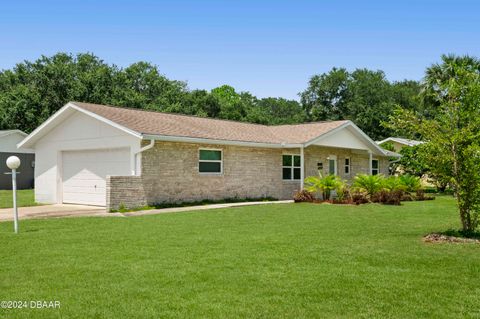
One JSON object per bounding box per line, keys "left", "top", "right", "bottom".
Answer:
{"left": 0, "top": 130, "right": 35, "bottom": 190}
{"left": 377, "top": 137, "right": 424, "bottom": 152}
{"left": 18, "top": 102, "right": 398, "bottom": 210}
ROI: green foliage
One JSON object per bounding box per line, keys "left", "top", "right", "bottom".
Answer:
{"left": 352, "top": 174, "right": 384, "bottom": 196}
{"left": 388, "top": 54, "right": 480, "bottom": 232}
{"left": 300, "top": 68, "right": 424, "bottom": 140}
{"left": 398, "top": 175, "right": 422, "bottom": 193}
{"left": 397, "top": 144, "right": 429, "bottom": 176}
{"left": 0, "top": 53, "right": 307, "bottom": 133}
{"left": 0, "top": 53, "right": 186, "bottom": 132}
{"left": 383, "top": 176, "right": 407, "bottom": 192}
{"left": 304, "top": 172, "right": 342, "bottom": 200}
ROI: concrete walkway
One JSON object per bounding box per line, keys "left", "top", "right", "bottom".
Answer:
{"left": 0, "top": 200, "right": 293, "bottom": 222}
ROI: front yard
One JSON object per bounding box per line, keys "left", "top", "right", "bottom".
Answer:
{"left": 0, "top": 196, "right": 479, "bottom": 318}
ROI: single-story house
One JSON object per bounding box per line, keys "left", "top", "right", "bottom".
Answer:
{"left": 377, "top": 137, "right": 424, "bottom": 152}
{"left": 18, "top": 102, "right": 398, "bottom": 210}
{"left": 0, "top": 130, "right": 35, "bottom": 189}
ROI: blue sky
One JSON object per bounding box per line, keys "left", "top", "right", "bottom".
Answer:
{"left": 1, "top": 0, "right": 479, "bottom": 100}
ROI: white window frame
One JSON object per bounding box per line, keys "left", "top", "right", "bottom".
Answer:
{"left": 199, "top": 148, "right": 223, "bottom": 175}
{"left": 371, "top": 159, "right": 379, "bottom": 175}
{"left": 344, "top": 157, "right": 350, "bottom": 175}
{"left": 327, "top": 155, "right": 337, "bottom": 176}
{"left": 282, "top": 154, "right": 301, "bottom": 181}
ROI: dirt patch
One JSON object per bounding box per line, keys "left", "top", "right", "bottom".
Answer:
{"left": 423, "top": 233, "right": 480, "bottom": 244}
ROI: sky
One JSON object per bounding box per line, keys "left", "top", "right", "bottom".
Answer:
{"left": 1, "top": 0, "right": 479, "bottom": 100}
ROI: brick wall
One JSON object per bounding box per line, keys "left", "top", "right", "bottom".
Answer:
{"left": 106, "top": 141, "right": 390, "bottom": 210}
{"left": 106, "top": 176, "right": 147, "bottom": 210}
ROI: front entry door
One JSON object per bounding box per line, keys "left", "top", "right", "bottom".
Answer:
{"left": 328, "top": 155, "right": 337, "bottom": 175}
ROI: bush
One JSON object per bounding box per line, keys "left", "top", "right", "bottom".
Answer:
{"left": 305, "top": 172, "right": 342, "bottom": 200}
{"left": 371, "top": 189, "right": 403, "bottom": 205}
{"left": 415, "top": 189, "right": 435, "bottom": 201}
{"left": 293, "top": 190, "right": 315, "bottom": 203}
{"left": 335, "top": 180, "right": 351, "bottom": 202}
{"left": 399, "top": 174, "right": 422, "bottom": 192}
{"left": 352, "top": 174, "right": 384, "bottom": 197}
{"left": 351, "top": 191, "right": 369, "bottom": 205}
{"left": 383, "top": 176, "right": 407, "bottom": 192}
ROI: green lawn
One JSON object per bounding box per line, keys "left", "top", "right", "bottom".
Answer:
{"left": 0, "top": 189, "right": 36, "bottom": 208}
{"left": 0, "top": 196, "right": 479, "bottom": 318}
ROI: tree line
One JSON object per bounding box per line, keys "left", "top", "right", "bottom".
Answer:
{"left": 0, "top": 52, "right": 425, "bottom": 139}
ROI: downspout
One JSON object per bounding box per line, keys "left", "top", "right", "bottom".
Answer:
{"left": 134, "top": 139, "right": 155, "bottom": 175}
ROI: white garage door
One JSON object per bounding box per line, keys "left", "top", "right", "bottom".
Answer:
{"left": 62, "top": 148, "right": 131, "bottom": 206}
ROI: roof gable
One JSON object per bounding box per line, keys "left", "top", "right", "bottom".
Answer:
{"left": 377, "top": 137, "right": 423, "bottom": 147}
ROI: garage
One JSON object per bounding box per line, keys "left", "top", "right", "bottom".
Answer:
{"left": 62, "top": 148, "right": 131, "bottom": 206}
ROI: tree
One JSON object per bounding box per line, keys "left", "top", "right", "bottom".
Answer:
{"left": 300, "top": 67, "right": 349, "bottom": 121}
{"left": 0, "top": 53, "right": 188, "bottom": 133}
{"left": 250, "top": 97, "right": 306, "bottom": 125}
{"left": 389, "top": 54, "right": 480, "bottom": 233}
{"left": 300, "top": 68, "right": 423, "bottom": 140}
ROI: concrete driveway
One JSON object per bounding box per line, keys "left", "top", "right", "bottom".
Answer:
{"left": 0, "top": 204, "right": 108, "bottom": 222}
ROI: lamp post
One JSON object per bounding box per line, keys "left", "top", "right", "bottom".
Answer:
{"left": 6, "top": 156, "right": 21, "bottom": 234}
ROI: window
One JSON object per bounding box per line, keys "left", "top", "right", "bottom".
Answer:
{"left": 328, "top": 155, "right": 337, "bottom": 175}
{"left": 344, "top": 158, "right": 350, "bottom": 175}
{"left": 199, "top": 149, "right": 222, "bottom": 174}
{"left": 283, "top": 155, "right": 301, "bottom": 180}
{"left": 371, "top": 159, "right": 379, "bottom": 175}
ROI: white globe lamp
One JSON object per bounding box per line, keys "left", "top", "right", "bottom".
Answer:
{"left": 6, "top": 156, "right": 21, "bottom": 233}
{"left": 7, "top": 156, "right": 21, "bottom": 170}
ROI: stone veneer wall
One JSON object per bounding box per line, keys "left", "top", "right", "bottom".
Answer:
{"left": 106, "top": 141, "right": 389, "bottom": 210}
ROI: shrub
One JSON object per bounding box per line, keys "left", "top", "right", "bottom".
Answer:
{"left": 335, "top": 180, "right": 350, "bottom": 202}
{"left": 415, "top": 189, "right": 435, "bottom": 201}
{"left": 352, "top": 174, "right": 384, "bottom": 197}
{"left": 399, "top": 174, "right": 422, "bottom": 192}
{"left": 383, "top": 176, "right": 407, "bottom": 192}
{"left": 371, "top": 189, "right": 403, "bottom": 205}
{"left": 351, "top": 191, "right": 369, "bottom": 205}
{"left": 401, "top": 193, "right": 414, "bottom": 201}
{"left": 293, "top": 190, "right": 315, "bottom": 203}
{"left": 305, "top": 172, "right": 342, "bottom": 200}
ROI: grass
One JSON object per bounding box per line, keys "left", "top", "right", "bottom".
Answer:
{"left": 111, "top": 197, "right": 278, "bottom": 212}
{"left": 0, "top": 196, "right": 479, "bottom": 318}
{"left": 0, "top": 189, "right": 37, "bottom": 208}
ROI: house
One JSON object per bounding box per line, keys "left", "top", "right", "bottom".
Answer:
{"left": 0, "top": 130, "right": 35, "bottom": 189}
{"left": 18, "top": 102, "right": 398, "bottom": 210}
{"left": 377, "top": 137, "right": 424, "bottom": 152}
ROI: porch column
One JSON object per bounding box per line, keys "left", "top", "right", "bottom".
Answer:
{"left": 300, "top": 146, "right": 305, "bottom": 189}
{"left": 368, "top": 151, "right": 372, "bottom": 175}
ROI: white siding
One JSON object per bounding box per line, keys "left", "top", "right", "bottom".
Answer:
{"left": 34, "top": 111, "right": 141, "bottom": 204}
{"left": 0, "top": 133, "right": 34, "bottom": 153}
{"left": 315, "top": 126, "right": 371, "bottom": 151}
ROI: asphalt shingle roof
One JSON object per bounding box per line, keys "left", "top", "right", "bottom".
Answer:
{"left": 72, "top": 102, "right": 348, "bottom": 145}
